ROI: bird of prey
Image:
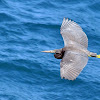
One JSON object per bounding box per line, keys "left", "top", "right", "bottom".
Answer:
{"left": 42, "top": 18, "right": 100, "bottom": 80}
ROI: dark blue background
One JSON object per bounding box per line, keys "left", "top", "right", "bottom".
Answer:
{"left": 0, "top": 0, "right": 100, "bottom": 100}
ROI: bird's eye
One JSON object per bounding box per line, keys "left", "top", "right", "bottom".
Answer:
{"left": 56, "top": 53, "right": 59, "bottom": 54}
{"left": 56, "top": 53, "right": 60, "bottom": 55}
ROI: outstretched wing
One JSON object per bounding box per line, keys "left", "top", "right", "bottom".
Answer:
{"left": 60, "top": 51, "right": 88, "bottom": 80}
{"left": 60, "top": 18, "right": 88, "bottom": 48}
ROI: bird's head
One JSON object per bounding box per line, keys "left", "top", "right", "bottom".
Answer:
{"left": 41, "top": 49, "right": 64, "bottom": 59}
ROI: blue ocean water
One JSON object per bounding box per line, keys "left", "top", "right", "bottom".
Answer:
{"left": 0, "top": 0, "right": 100, "bottom": 100}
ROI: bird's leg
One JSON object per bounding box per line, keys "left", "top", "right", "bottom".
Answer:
{"left": 89, "top": 52, "right": 100, "bottom": 58}
{"left": 96, "top": 55, "right": 100, "bottom": 58}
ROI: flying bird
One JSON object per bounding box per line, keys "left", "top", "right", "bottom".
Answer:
{"left": 42, "top": 18, "right": 100, "bottom": 80}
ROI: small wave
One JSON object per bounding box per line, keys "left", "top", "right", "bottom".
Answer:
{"left": 36, "top": 1, "right": 58, "bottom": 9}
{"left": 0, "top": 94, "right": 18, "bottom": 100}
{"left": 0, "top": 12, "right": 16, "bottom": 22}
{"left": 88, "top": 2, "right": 100, "bottom": 12}
{"left": 23, "top": 22, "right": 60, "bottom": 31}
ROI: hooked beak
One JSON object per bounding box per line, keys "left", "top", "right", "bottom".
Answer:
{"left": 41, "top": 50, "right": 56, "bottom": 53}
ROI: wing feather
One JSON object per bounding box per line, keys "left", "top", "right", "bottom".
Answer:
{"left": 60, "top": 51, "right": 88, "bottom": 80}
{"left": 60, "top": 18, "right": 88, "bottom": 48}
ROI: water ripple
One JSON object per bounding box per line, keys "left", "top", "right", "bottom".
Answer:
{"left": 0, "top": 0, "right": 100, "bottom": 100}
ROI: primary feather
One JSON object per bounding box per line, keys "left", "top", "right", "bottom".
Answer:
{"left": 60, "top": 51, "right": 88, "bottom": 80}
{"left": 60, "top": 18, "right": 88, "bottom": 48}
